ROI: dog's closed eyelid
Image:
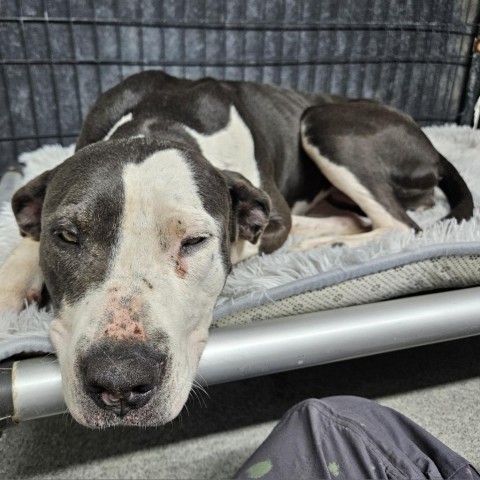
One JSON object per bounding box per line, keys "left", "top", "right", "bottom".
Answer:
{"left": 182, "top": 235, "right": 210, "bottom": 246}
{"left": 180, "top": 234, "right": 212, "bottom": 254}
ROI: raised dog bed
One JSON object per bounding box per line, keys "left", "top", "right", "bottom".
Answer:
{"left": 0, "top": 0, "right": 479, "bottom": 429}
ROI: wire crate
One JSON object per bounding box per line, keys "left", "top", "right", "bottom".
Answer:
{"left": 1, "top": 0, "right": 479, "bottom": 175}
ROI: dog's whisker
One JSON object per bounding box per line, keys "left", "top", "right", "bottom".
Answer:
{"left": 192, "top": 380, "right": 210, "bottom": 400}
{"left": 195, "top": 372, "right": 209, "bottom": 389}
{"left": 189, "top": 386, "right": 203, "bottom": 407}
{"left": 195, "top": 390, "right": 207, "bottom": 409}
{"left": 178, "top": 410, "right": 183, "bottom": 428}
{"left": 192, "top": 385, "right": 209, "bottom": 408}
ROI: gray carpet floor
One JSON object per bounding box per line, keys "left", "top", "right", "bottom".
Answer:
{"left": 1, "top": 335, "right": 479, "bottom": 479}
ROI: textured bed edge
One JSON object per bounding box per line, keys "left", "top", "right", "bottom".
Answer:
{"left": 1, "top": 286, "right": 480, "bottom": 426}
{"left": 213, "top": 243, "right": 480, "bottom": 323}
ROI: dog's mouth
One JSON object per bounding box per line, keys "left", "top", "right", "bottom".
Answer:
{"left": 68, "top": 374, "right": 192, "bottom": 428}
{"left": 71, "top": 398, "right": 173, "bottom": 428}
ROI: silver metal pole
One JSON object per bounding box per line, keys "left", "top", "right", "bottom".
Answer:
{"left": 8, "top": 286, "right": 480, "bottom": 423}
{"left": 198, "top": 286, "right": 480, "bottom": 384}
{"left": 11, "top": 356, "right": 66, "bottom": 422}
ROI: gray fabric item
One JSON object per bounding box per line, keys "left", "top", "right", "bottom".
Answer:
{"left": 234, "top": 397, "right": 480, "bottom": 480}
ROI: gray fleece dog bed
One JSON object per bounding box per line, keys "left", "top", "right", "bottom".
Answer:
{"left": 1, "top": 124, "right": 480, "bottom": 361}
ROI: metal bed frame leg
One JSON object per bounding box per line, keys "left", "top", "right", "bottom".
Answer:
{"left": 0, "top": 356, "right": 66, "bottom": 433}
{"left": 0, "top": 360, "right": 14, "bottom": 435}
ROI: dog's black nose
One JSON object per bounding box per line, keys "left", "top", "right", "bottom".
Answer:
{"left": 81, "top": 341, "right": 166, "bottom": 416}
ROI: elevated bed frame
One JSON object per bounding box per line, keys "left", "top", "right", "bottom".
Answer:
{"left": 1, "top": 0, "right": 480, "bottom": 431}
{"left": 2, "top": 286, "right": 480, "bottom": 427}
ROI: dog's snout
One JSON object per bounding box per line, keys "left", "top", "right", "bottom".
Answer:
{"left": 81, "top": 341, "right": 166, "bottom": 416}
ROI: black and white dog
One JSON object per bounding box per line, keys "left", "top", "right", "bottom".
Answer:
{"left": 0, "top": 71, "right": 473, "bottom": 427}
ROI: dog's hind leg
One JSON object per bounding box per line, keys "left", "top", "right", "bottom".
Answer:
{"left": 297, "top": 110, "right": 419, "bottom": 250}
{"left": 290, "top": 213, "right": 370, "bottom": 239}
{"left": 0, "top": 238, "right": 44, "bottom": 312}
{"left": 292, "top": 146, "right": 414, "bottom": 250}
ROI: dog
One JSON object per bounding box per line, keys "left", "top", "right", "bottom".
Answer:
{"left": 0, "top": 71, "right": 473, "bottom": 427}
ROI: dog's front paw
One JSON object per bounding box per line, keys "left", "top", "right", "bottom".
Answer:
{"left": 0, "top": 238, "right": 43, "bottom": 314}
{"left": 0, "top": 279, "right": 43, "bottom": 313}
{"left": 0, "top": 291, "right": 27, "bottom": 314}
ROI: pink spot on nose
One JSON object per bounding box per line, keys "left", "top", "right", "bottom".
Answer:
{"left": 103, "top": 294, "right": 146, "bottom": 341}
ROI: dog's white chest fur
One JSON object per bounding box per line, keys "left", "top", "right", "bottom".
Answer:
{"left": 184, "top": 105, "right": 261, "bottom": 187}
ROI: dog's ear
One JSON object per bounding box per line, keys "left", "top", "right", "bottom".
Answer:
{"left": 12, "top": 169, "right": 53, "bottom": 240}
{"left": 223, "top": 170, "right": 271, "bottom": 244}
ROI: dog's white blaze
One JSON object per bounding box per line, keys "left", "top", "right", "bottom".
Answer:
{"left": 301, "top": 128, "right": 409, "bottom": 231}
{"left": 115, "top": 148, "right": 219, "bottom": 277}
{"left": 109, "top": 148, "right": 223, "bottom": 355}
{"left": 184, "top": 105, "right": 261, "bottom": 187}
{"left": 103, "top": 112, "right": 133, "bottom": 140}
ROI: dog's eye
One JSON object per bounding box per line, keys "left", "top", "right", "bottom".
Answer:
{"left": 180, "top": 236, "right": 209, "bottom": 253}
{"left": 57, "top": 230, "right": 79, "bottom": 244}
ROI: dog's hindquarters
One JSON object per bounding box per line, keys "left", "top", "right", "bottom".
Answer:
{"left": 300, "top": 102, "right": 423, "bottom": 237}
{"left": 296, "top": 100, "right": 474, "bottom": 250}
{"left": 295, "top": 99, "right": 473, "bottom": 250}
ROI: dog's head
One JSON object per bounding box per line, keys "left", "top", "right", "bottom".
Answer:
{"left": 12, "top": 139, "right": 270, "bottom": 427}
